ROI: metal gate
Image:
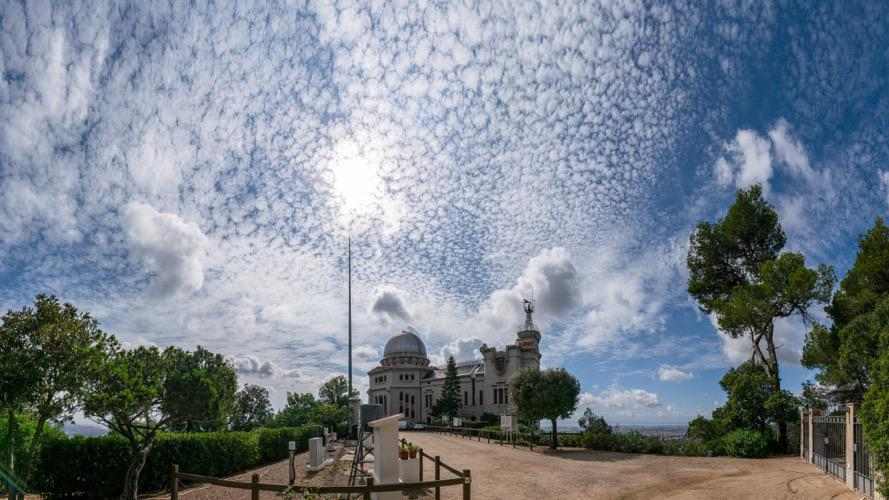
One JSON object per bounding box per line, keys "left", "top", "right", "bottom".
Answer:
{"left": 802, "top": 415, "right": 809, "bottom": 459}
{"left": 813, "top": 415, "right": 846, "bottom": 482}
{"left": 853, "top": 418, "right": 875, "bottom": 498}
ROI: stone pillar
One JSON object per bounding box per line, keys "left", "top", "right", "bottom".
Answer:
{"left": 846, "top": 403, "right": 855, "bottom": 490}
{"left": 369, "top": 413, "right": 402, "bottom": 500}
{"left": 800, "top": 407, "right": 805, "bottom": 460}
{"left": 807, "top": 408, "right": 815, "bottom": 464}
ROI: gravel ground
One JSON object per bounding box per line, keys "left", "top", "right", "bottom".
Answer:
{"left": 403, "top": 432, "right": 862, "bottom": 500}
{"left": 143, "top": 433, "right": 863, "bottom": 500}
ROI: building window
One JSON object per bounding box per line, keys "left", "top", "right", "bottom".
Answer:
{"left": 505, "top": 390, "right": 508, "bottom": 405}
{"left": 479, "top": 390, "right": 484, "bottom": 406}
{"left": 464, "top": 391, "right": 468, "bottom": 406}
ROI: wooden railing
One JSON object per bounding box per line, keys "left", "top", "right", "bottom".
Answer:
{"left": 170, "top": 450, "right": 471, "bottom": 500}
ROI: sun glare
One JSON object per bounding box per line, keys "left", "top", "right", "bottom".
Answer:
{"left": 330, "top": 139, "right": 384, "bottom": 217}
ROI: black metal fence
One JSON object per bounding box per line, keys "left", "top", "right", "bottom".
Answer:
{"left": 813, "top": 415, "right": 846, "bottom": 481}
{"left": 804, "top": 406, "right": 879, "bottom": 500}
{"left": 853, "top": 418, "right": 876, "bottom": 498}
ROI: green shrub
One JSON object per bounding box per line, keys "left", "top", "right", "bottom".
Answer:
{"left": 34, "top": 425, "right": 321, "bottom": 498}
{"left": 720, "top": 429, "right": 771, "bottom": 458}
{"left": 257, "top": 425, "right": 322, "bottom": 463}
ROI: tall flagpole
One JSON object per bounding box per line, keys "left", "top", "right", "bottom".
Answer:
{"left": 347, "top": 234, "right": 352, "bottom": 401}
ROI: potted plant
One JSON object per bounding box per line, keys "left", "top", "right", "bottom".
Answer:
{"left": 408, "top": 443, "right": 418, "bottom": 459}
{"left": 399, "top": 442, "right": 409, "bottom": 460}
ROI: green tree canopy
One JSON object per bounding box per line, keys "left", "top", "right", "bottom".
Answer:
{"left": 318, "top": 375, "right": 358, "bottom": 409}
{"left": 273, "top": 392, "right": 319, "bottom": 428}
{"left": 162, "top": 346, "right": 238, "bottom": 432}
{"left": 577, "top": 408, "right": 611, "bottom": 435}
{"left": 511, "top": 368, "right": 580, "bottom": 449}
{"left": 803, "top": 218, "right": 889, "bottom": 401}
{"left": 230, "top": 384, "right": 273, "bottom": 431}
{"left": 0, "top": 294, "right": 116, "bottom": 476}
{"left": 82, "top": 346, "right": 174, "bottom": 500}
{"left": 687, "top": 185, "right": 832, "bottom": 451}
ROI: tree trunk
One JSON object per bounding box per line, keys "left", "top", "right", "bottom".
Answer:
{"left": 550, "top": 419, "right": 558, "bottom": 450}
{"left": 121, "top": 445, "right": 151, "bottom": 500}
{"left": 25, "top": 413, "right": 48, "bottom": 478}
{"left": 6, "top": 409, "right": 15, "bottom": 473}
{"left": 764, "top": 324, "right": 787, "bottom": 453}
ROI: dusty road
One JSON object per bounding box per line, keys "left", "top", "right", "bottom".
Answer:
{"left": 403, "top": 431, "right": 861, "bottom": 500}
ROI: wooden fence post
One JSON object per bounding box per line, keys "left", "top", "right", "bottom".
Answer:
{"left": 435, "top": 455, "right": 441, "bottom": 500}
{"left": 170, "top": 464, "right": 179, "bottom": 500}
{"left": 419, "top": 449, "right": 424, "bottom": 482}
{"left": 251, "top": 473, "right": 260, "bottom": 500}
{"left": 846, "top": 403, "right": 856, "bottom": 491}
{"left": 364, "top": 476, "right": 373, "bottom": 500}
{"left": 462, "top": 469, "right": 472, "bottom": 500}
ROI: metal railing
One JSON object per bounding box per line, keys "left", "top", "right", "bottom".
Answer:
{"left": 854, "top": 418, "right": 876, "bottom": 498}
{"left": 813, "top": 414, "right": 846, "bottom": 482}
{"left": 803, "top": 405, "right": 880, "bottom": 499}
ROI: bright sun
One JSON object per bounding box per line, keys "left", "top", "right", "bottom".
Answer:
{"left": 330, "top": 138, "right": 384, "bottom": 217}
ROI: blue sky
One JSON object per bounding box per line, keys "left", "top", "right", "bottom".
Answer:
{"left": 2, "top": 1, "right": 889, "bottom": 425}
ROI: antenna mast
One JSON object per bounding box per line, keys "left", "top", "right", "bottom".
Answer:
{"left": 348, "top": 235, "right": 352, "bottom": 399}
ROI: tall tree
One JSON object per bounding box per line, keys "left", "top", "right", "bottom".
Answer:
{"left": 0, "top": 307, "right": 39, "bottom": 473}
{"left": 82, "top": 346, "right": 175, "bottom": 500}
{"left": 162, "top": 346, "right": 238, "bottom": 432}
{"left": 803, "top": 218, "right": 889, "bottom": 401}
{"left": 273, "top": 393, "right": 319, "bottom": 428}
{"left": 318, "top": 375, "right": 358, "bottom": 408}
{"left": 435, "top": 356, "right": 461, "bottom": 421}
{"left": 687, "top": 185, "right": 833, "bottom": 450}
{"left": 512, "top": 368, "right": 580, "bottom": 449}
{"left": 0, "top": 295, "right": 115, "bottom": 476}
{"left": 231, "top": 384, "right": 273, "bottom": 431}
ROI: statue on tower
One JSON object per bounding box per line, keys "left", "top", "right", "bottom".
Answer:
{"left": 517, "top": 297, "right": 541, "bottom": 351}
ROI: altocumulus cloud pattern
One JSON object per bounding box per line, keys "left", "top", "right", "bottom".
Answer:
{"left": 3, "top": 0, "right": 889, "bottom": 420}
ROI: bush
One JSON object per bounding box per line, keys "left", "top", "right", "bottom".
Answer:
{"left": 720, "top": 429, "right": 771, "bottom": 458}
{"left": 257, "top": 425, "right": 322, "bottom": 463}
{"left": 34, "top": 425, "right": 321, "bottom": 498}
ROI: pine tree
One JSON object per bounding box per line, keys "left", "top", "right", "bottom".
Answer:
{"left": 436, "top": 356, "right": 461, "bottom": 421}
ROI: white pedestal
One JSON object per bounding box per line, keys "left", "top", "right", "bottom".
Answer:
{"left": 369, "top": 413, "right": 403, "bottom": 500}
{"left": 306, "top": 437, "right": 333, "bottom": 471}
{"left": 399, "top": 457, "right": 419, "bottom": 483}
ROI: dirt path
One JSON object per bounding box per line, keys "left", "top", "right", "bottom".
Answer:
{"left": 403, "top": 432, "right": 861, "bottom": 500}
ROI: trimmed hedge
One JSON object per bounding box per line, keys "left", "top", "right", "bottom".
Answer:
{"left": 35, "top": 425, "right": 321, "bottom": 498}
{"left": 257, "top": 425, "right": 323, "bottom": 463}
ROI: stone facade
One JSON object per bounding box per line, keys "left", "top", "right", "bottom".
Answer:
{"left": 367, "top": 301, "right": 541, "bottom": 423}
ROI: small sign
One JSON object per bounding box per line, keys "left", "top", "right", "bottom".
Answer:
{"left": 288, "top": 440, "right": 297, "bottom": 451}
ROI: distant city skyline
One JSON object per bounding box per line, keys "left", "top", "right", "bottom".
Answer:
{"left": 3, "top": 1, "right": 889, "bottom": 425}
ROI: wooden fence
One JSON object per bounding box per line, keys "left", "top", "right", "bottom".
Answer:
{"left": 170, "top": 448, "right": 470, "bottom": 500}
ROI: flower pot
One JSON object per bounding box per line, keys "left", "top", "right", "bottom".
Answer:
{"left": 399, "top": 450, "right": 409, "bottom": 460}
{"left": 409, "top": 449, "right": 417, "bottom": 459}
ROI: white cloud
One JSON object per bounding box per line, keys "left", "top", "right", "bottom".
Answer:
{"left": 768, "top": 118, "right": 813, "bottom": 181}
{"left": 122, "top": 202, "right": 208, "bottom": 298}
{"left": 230, "top": 354, "right": 277, "bottom": 378}
{"left": 715, "top": 129, "right": 773, "bottom": 192}
{"left": 880, "top": 171, "right": 889, "bottom": 208}
{"left": 439, "top": 337, "right": 484, "bottom": 364}
{"left": 657, "top": 365, "right": 693, "bottom": 382}
{"left": 581, "top": 388, "right": 661, "bottom": 409}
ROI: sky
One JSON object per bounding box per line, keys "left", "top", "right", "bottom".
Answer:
{"left": 2, "top": 0, "right": 889, "bottom": 426}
